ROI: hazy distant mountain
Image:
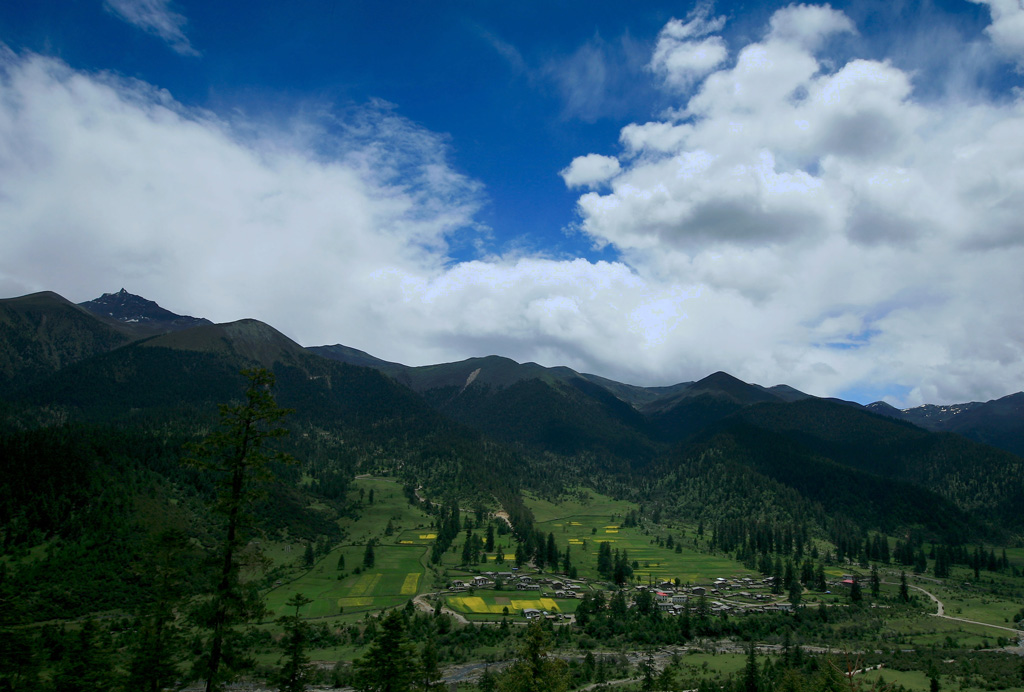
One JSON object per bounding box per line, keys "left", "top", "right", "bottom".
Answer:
{"left": 868, "top": 393, "right": 1024, "bottom": 457}
{"left": 309, "top": 348, "right": 583, "bottom": 392}
{"left": 79, "top": 288, "right": 211, "bottom": 336}
{"left": 865, "top": 400, "right": 981, "bottom": 429}
{"left": 311, "top": 350, "right": 809, "bottom": 418}
{"left": 309, "top": 349, "right": 822, "bottom": 449}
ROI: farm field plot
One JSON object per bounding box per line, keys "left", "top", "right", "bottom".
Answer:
{"left": 528, "top": 496, "right": 753, "bottom": 585}
{"left": 263, "top": 477, "right": 436, "bottom": 619}
{"left": 345, "top": 477, "right": 434, "bottom": 546}
{"left": 444, "top": 592, "right": 581, "bottom": 618}
{"left": 394, "top": 528, "right": 438, "bottom": 546}
{"left": 266, "top": 544, "right": 427, "bottom": 618}
{"left": 525, "top": 490, "right": 637, "bottom": 523}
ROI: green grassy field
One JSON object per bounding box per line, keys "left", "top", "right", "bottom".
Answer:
{"left": 524, "top": 490, "right": 637, "bottom": 523}
{"left": 859, "top": 667, "right": 1024, "bottom": 692}
{"left": 676, "top": 652, "right": 748, "bottom": 676}
{"left": 263, "top": 477, "right": 436, "bottom": 619}
{"left": 265, "top": 544, "right": 427, "bottom": 618}
{"left": 527, "top": 491, "right": 754, "bottom": 584}
{"left": 913, "top": 568, "right": 1024, "bottom": 628}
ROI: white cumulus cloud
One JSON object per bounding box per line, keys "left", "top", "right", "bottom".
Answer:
{"left": 649, "top": 5, "right": 729, "bottom": 91}
{"left": 970, "top": 0, "right": 1024, "bottom": 69}
{"left": 565, "top": 4, "right": 1024, "bottom": 405}
{"left": 560, "top": 154, "right": 622, "bottom": 189}
{"left": 766, "top": 3, "right": 855, "bottom": 51}
{"left": 0, "top": 50, "right": 481, "bottom": 347}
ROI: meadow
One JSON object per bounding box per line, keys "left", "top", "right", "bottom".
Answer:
{"left": 526, "top": 490, "right": 755, "bottom": 585}
{"left": 263, "top": 477, "right": 436, "bottom": 621}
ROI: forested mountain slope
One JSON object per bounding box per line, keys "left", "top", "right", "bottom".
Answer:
{"left": 3, "top": 288, "right": 1023, "bottom": 564}
{"left": 0, "top": 292, "right": 131, "bottom": 389}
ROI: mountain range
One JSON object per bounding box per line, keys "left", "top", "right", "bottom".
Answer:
{"left": 3, "top": 288, "right": 1024, "bottom": 548}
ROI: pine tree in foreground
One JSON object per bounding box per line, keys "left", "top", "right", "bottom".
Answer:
{"left": 275, "top": 593, "right": 314, "bottom": 692}
{"left": 495, "top": 619, "right": 569, "bottom": 692}
{"left": 185, "top": 368, "right": 296, "bottom": 692}
{"left": 353, "top": 610, "right": 419, "bottom": 692}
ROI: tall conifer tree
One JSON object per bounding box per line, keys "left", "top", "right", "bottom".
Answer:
{"left": 186, "top": 368, "right": 295, "bottom": 692}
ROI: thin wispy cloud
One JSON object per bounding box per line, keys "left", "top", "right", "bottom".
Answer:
{"left": 472, "top": 24, "right": 528, "bottom": 75}
{"left": 543, "top": 33, "right": 651, "bottom": 122}
{"left": 103, "top": 0, "right": 198, "bottom": 56}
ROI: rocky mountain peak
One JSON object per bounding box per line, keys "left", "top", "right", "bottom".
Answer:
{"left": 78, "top": 289, "right": 211, "bottom": 333}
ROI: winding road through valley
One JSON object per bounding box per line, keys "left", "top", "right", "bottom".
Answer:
{"left": 907, "top": 583, "right": 1024, "bottom": 636}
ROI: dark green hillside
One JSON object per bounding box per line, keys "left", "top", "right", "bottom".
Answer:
{"left": 868, "top": 393, "right": 1024, "bottom": 458}
{"left": 313, "top": 350, "right": 663, "bottom": 465}
{"left": 646, "top": 392, "right": 745, "bottom": 443}
{"left": 423, "top": 375, "right": 658, "bottom": 464}
{"left": 642, "top": 373, "right": 815, "bottom": 443}
{"left": 17, "top": 341, "right": 499, "bottom": 483}
{"left": 0, "top": 350, "right": 540, "bottom": 623}
{"left": 573, "top": 372, "right": 692, "bottom": 408}
{"left": 641, "top": 371, "right": 784, "bottom": 415}
{"left": 309, "top": 343, "right": 406, "bottom": 371}
{"left": 314, "top": 349, "right": 586, "bottom": 394}
{"left": 679, "top": 421, "right": 976, "bottom": 540}
{"left": 12, "top": 317, "right": 435, "bottom": 433}
{"left": 0, "top": 423, "right": 203, "bottom": 620}
{"left": 0, "top": 419, "right": 346, "bottom": 623}
{"left": 0, "top": 292, "right": 131, "bottom": 389}
{"left": 6, "top": 314, "right": 544, "bottom": 530}
{"left": 728, "top": 398, "right": 1024, "bottom": 528}
{"left": 13, "top": 345, "right": 250, "bottom": 418}
{"left": 312, "top": 336, "right": 1024, "bottom": 538}
{"left": 140, "top": 318, "right": 310, "bottom": 368}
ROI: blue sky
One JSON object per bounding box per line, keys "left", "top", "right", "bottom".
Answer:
{"left": 1, "top": 0, "right": 1023, "bottom": 405}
